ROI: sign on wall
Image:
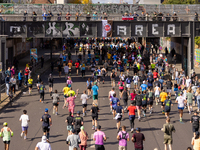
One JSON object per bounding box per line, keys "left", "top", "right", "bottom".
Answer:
{"left": 30, "top": 48, "right": 38, "bottom": 62}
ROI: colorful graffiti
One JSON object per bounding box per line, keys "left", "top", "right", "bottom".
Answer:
{"left": 0, "top": 4, "right": 14, "bottom": 14}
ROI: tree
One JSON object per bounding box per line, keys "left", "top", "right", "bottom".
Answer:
{"left": 162, "top": 0, "right": 196, "bottom": 4}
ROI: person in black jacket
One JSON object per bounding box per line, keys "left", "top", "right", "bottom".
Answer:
{"left": 48, "top": 74, "right": 54, "bottom": 96}
{"left": 23, "top": 10, "right": 28, "bottom": 21}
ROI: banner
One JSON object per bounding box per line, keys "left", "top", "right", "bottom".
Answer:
{"left": 102, "top": 20, "right": 113, "bottom": 37}
{"left": 30, "top": 48, "right": 38, "bottom": 62}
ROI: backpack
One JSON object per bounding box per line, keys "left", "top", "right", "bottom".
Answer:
{"left": 148, "top": 92, "right": 153, "bottom": 98}
{"left": 121, "top": 132, "right": 127, "bottom": 140}
{"left": 127, "top": 78, "right": 131, "bottom": 84}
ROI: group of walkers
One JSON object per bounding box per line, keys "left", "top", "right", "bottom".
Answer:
{"left": 1, "top": 38, "right": 200, "bottom": 150}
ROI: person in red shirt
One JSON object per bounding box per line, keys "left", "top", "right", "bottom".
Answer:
{"left": 130, "top": 90, "right": 137, "bottom": 101}
{"left": 127, "top": 101, "right": 137, "bottom": 133}
{"left": 153, "top": 70, "right": 158, "bottom": 79}
{"left": 24, "top": 67, "right": 29, "bottom": 86}
{"left": 75, "top": 60, "right": 80, "bottom": 75}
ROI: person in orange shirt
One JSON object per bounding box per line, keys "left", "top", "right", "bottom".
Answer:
{"left": 67, "top": 61, "right": 72, "bottom": 76}
{"left": 127, "top": 101, "right": 137, "bottom": 133}
{"left": 160, "top": 89, "right": 168, "bottom": 114}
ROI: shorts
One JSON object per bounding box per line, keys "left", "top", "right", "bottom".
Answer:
{"left": 126, "top": 84, "right": 131, "bottom": 88}
{"left": 76, "top": 68, "right": 79, "bottom": 71}
{"left": 53, "top": 103, "right": 58, "bottom": 106}
{"left": 142, "top": 102, "right": 147, "bottom": 107}
{"left": 93, "top": 95, "right": 98, "bottom": 100}
{"left": 136, "top": 106, "right": 141, "bottom": 110}
{"left": 64, "top": 95, "right": 68, "bottom": 98}
{"left": 111, "top": 78, "right": 115, "bottom": 82}
{"left": 102, "top": 75, "right": 105, "bottom": 80}
{"left": 164, "top": 137, "right": 172, "bottom": 144}
{"left": 82, "top": 104, "right": 87, "bottom": 108}
{"left": 68, "top": 106, "right": 75, "bottom": 113}
{"left": 42, "top": 126, "right": 50, "bottom": 132}
{"left": 193, "top": 127, "right": 199, "bottom": 132}
{"left": 92, "top": 116, "right": 98, "bottom": 120}
{"left": 165, "top": 108, "right": 171, "bottom": 112}
{"left": 119, "top": 89, "right": 123, "bottom": 92}
{"left": 3, "top": 141, "right": 10, "bottom": 144}
{"left": 22, "top": 126, "right": 28, "bottom": 131}
{"left": 49, "top": 83, "right": 53, "bottom": 88}
{"left": 119, "top": 145, "right": 127, "bottom": 150}
{"left": 87, "top": 87, "right": 92, "bottom": 90}
{"left": 167, "top": 89, "right": 172, "bottom": 93}
{"left": 67, "top": 125, "right": 73, "bottom": 131}
{"left": 160, "top": 102, "right": 165, "bottom": 107}
{"left": 155, "top": 95, "right": 159, "bottom": 98}
{"left": 134, "top": 82, "right": 138, "bottom": 85}
{"left": 148, "top": 100, "right": 153, "bottom": 106}
{"left": 28, "top": 84, "right": 32, "bottom": 88}
{"left": 95, "top": 144, "right": 105, "bottom": 150}
{"left": 187, "top": 103, "right": 192, "bottom": 106}
{"left": 117, "top": 117, "right": 122, "bottom": 123}
{"left": 178, "top": 107, "right": 184, "bottom": 110}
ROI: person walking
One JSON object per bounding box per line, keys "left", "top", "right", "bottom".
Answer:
{"left": 117, "top": 125, "right": 129, "bottom": 150}
{"left": 66, "top": 129, "right": 81, "bottom": 150}
{"left": 161, "top": 118, "right": 176, "bottom": 150}
{"left": 79, "top": 126, "right": 88, "bottom": 150}
{"left": 35, "top": 136, "right": 51, "bottom": 150}
{"left": 18, "top": 70, "right": 23, "bottom": 88}
{"left": 10, "top": 75, "right": 16, "bottom": 95}
{"left": 40, "top": 108, "right": 52, "bottom": 141}
{"left": 48, "top": 74, "right": 54, "bottom": 96}
{"left": 0, "top": 122, "right": 14, "bottom": 150}
{"left": 131, "top": 127, "right": 145, "bottom": 150}
{"left": 5, "top": 74, "right": 10, "bottom": 96}
{"left": 51, "top": 90, "right": 60, "bottom": 115}
{"left": 19, "top": 110, "right": 30, "bottom": 140}
{"left": 28, "top": 76, "right": 33, "bottom": 95}
{"left": 127, "top": 101, "right": 137, "bottom": 133}
{"left": 39, "top": 81, "right": 46, "bottom": 103}
{"left": 93, "top": 125, "right": 107, "bottom": 150}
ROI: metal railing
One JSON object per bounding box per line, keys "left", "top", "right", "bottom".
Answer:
{"left": 0, "top": 14, "right": 197, "bottom": 21}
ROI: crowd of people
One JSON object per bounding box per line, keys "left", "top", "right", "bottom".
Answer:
{"left": 1, "top": 37, "right": 200, "bottom": 150}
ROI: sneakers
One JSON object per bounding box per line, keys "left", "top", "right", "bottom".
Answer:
{"left": 131, "top": 128, "right": 134, "bottom": 133}
{"left": 162, "top": 110, "right": 165, "bottom": 114}
{"left": 20, "top": 132, "right": 23, "bottom": 137}
{"left": 83, "top": 113, "right": 85, "bottom": 117}
{"left": 40, "top": 99, "right": 42, "bottom": 103}
{"left": 156, "top": 102, "right": 158, "bottom": 105}
{"left": 55, "top": 112, "right": 58, "bottom": 115}
{"left": 180, "top": 118, "right": 183, "bottom": 122}
{"left": 92, "top": 126, "right": 95, "bottom": 130}
{"left": 24, "top": 136, "right": 26, "bottom": 140}
{"left": 53, "top": 110, "right": 55, "bottom": 115}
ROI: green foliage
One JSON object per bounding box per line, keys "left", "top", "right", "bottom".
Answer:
{"left": 195, "top": 37, "right": 200, "bottom": 46}
{"left": 162, "top": 0, "right": 196, "bottom": 4}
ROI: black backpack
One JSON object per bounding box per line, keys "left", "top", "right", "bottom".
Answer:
{"left": 121, "top": 132, "right": 127, "bottom": 140}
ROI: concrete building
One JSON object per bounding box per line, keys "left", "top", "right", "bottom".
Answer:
{"left": 133, "top": 0, "right": 161, "bottom": 4}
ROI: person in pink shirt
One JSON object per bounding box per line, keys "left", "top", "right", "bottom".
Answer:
{"left": 66, "top": 76, "right": 73, "bottom": 87}
{"left": 11, "top": 66, "right": 15, "bottom": 77}
{"left": 130, "top": 90, "right": 137, "bottom": 101}
{"left": 118, "top": 79, "right": 124, "bottom": 98}
{"left": 63, "top": 91, "right": 78, "bottom": 116}
{"left": 93, "top": 125, "right": 106, "bottom": 150}
{"left": 117, "top": 126, "right": 129, "bottom": 150}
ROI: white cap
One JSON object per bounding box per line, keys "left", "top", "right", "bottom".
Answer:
{"left": 143, "top": 81, "right": 145, "bottom": 84}
{"left": 42, "top": 136, "right": 47, "bottom": 142}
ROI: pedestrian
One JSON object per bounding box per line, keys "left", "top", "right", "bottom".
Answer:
{"left": 81, "top": 62, "right": 86, "bottom": 78}
{"left": 186, "top": 88, "right": 194, "bottom": 114}
{"left": 65, "top": 112, "right": 74, "bottom": 135}
{"left": 175, "top": 92, "right": 187, "bottom": 122}
{"left": 128, "top": 101, "right": 137, "bottom": 133}
{"left": 36, "top": 74, "right": 42, "bottom": 91}
{"left": 66, "top": 129, "right": 81, "bottom": 150}
{"left": 24, "top": 67, "right": 29, "bottom": 86}
{"left": 86, "top": 78, "right": 93, "bottom": 98}
{"left": 19, "top": 110, "right": 30, "bottom": 140}
{"left": 190, "top": 111, "right": 200, "bottom": 135}
{"left": 39, "top": 81, "right": 46, "bottom": 103}
{"left": 121, "top": 87, "right": 129, "bottom": 111}
{"left": 41, "top": 56, "right": 44, "bottom": 68}
{"left": 47, "top": 11, "right": 53, "bottom": 21}
{"left": 164, "top": 96, "right": 173, "bottom": 118}
{"left": 28, "top": 76, "right": 33, "bottom": 95}
{"left": 10, "top": 66, "right": 15, "bottom": 77}
{"left": 118, "top": 79, "right": 125, "bottom": 99}
{"left": 93, "top": 125, "right": 107, "bottom": 150}
{"left": 131, "top": 127, "right": 145, "bottom": 150}
{"left": 18, "top": 70, "right": 23, "bottom": 88}
{"left": 117, "top": 125, "right": 129, "bottom": 150}
{"left": 73, "top": 111, "right": 84, "bottom": 134}
{"left": 134, "top": 91, "right": 143, "bottom": 121}
{"left": 75, "top": 60, "right": 80, "bottom": 76}
{"left": 101, "top": 66, "right": 106, "bottom": 84}
{"left": 115, "top": 102, "right": 124, "bottom": 133}
{"left": 141, "top": 90, "right": 148, "bottom": 117}
{"left": 160, "top": 89, "right": 168, "bottom": 114}
{"left": 110, "top": 69, "right": 117, "bottom": 87}
{"left": 79, "top": 126, "right": 88, "bottom": 150}
{"left": 161, "top": 118, "right": 176, "bottom": 150}
{"left": 5, "top": 74, "right": 10, "bottom": 96}
{"left": 10, "top": 75, "right": 16, "bottom": 95}
{"left": 191, "top": 131, "right": 200, "bottom": 150}
{"left": 35, "top": 136, "right": 51, "bottom": 150}
{"left": 92, "top": 82, "right": 99, "bottom": 101}
{"left": 48, "top": 74, "right": 54, "bottom": 96}
{"left": 110, "top": 93, "right": 120, "bottom": 119}
{"left": 81, "top": 90, "right": 88, "bottom": 117}
{"left": 0, "top": 122, "right": 13, "bottom": 150}
{"left": 51, "top": 90, "right": 60, "bottom": 115}
{"left": 125, "top": 76, "right": 132, "bottom": 91}
{"left": 40, "top": 108, "right": 52, "bottom": 140}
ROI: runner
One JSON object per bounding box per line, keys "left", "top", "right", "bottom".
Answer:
{"left": 65, "top": 112, "right": 74, "bottom": 135}
{"left": 10, "top": 75, "right": 16, "bottom": 96}
{"left": 134, "top": 91, "right": 143, "bottom": 121}
{"left": 131, "top": 128, "right": 145, "bottom": 150}
{"left": 125, "top": 76, "right": 132, "bottom": 92}
{"left": 75, "top": 60, "right": 80, "bottom": 75}
{"left": 79, "top": 126, "right": 88, "bottom": 150}
{"left": 160, "top": 89, "right": 168, "bottom": 114}
{"left": 63, "top": 84, "right": 70, "bottom": 102}
{"left": 73, "top": 111, "right": 84, "bottom": 134}
{"left": 66, "top": 129, "right": 81, "bottom": 150}
{"left": 40, "top": 108, "right": 52, "bottom": 140}
{"left": 140, "top": 81, "right": 148, "bottom": 92}
{"left": 190, "top": 111, "right": 200, "bottom": 135}
{"left": 68, "top": 60, "right": 73, "bottom": 76}
{"left": 127, "top": 101, "right": 137, "bottom": 133}
{"left": 108, "top": 87, "right": 116, "bottom": 112}
{"left": 141, "top": 90, "right": 148, "bottom": 117}
{"left": 147, "top": 88, "right": 154, "bottom": 114}
{"left": 97, "top": 66, "right": 101, "bottom": 85}
{"left": 19, "top": 110, "right": 30, "bottom": 140}
{"left": 110, "top": 69, "right": 117, "bottom": 87}
{"left": 81, "top": 90, "right": 88, "bottom": 117}
{"left": 186, "top": 88, "right": 194, "bottom": 114}
{"left": 117, "top": 126, "right": 129, "bottom": 150}
{"left": 101, "top": 66, "right": 107, "bottom": 84}
{"left": 67, "top": 77, "right": 73, "bottom": 87}
{"left": 91, "top": 101, "right": 99, "bottom": 131}
{"left": 35, "top": 136, "right": 51, "bottom": 150}
{"left": 154, "top": 84, "right": 161, "bottom": 105}
{"left": 39, "top": 81, "right": 46, "bottom": 103}
{"left": 93, "top": 125, "right": 107, "bottom": 150}
{"left": 57, "top": 61, "right": 62, "bottom": 78}
{"left": 48, "top": 74, "right": 54, "bottom": 96}
{"left": 86, "top": 78, "right": 93, "bottom": 98}
{"left": 121, "top": 87, "right": 129, "bottom": 111}
{"left": 51, "top": 90, "right": 60, "bottom": 115}
{"left": 80, "top": 62, "right": 86, "bottom": 78}
{"left": 175, "top": 92, "right": 187, "bottom": 122}
{"left": 164, "top": 96, "right": 173, "bottom": 118}
{"left": 110, "top": 93, "right": 120, "bottom": 119}
{"left": 27, "top": 76, "right": 33, "bottom": 95}
{"left": 118, "top": 79, "right": 125, "bottom": 99}
{"left": 64, "top": 63, "right": 69, "bottom": 78}
{"left": 133, "top": 73, "right": 139, "bottom": 90}
{"left": 114, "top": 102, "right": 124, "bottom": 132}
{"left": 36, "top": 74, "right": 42, "bottom": 93}
{"left": 166, "top": 78, "right": 173, "bottom": 93}
{"left": 92, "top": 82, "right": 99, "bottom": 101}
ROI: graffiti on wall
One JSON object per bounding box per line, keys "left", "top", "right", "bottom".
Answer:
{"left": 0, "top": 4, "right": 14, "bottom": 14}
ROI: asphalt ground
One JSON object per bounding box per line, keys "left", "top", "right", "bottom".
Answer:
{"left": 0, "top": 66, "right": 195, "bottom": 150}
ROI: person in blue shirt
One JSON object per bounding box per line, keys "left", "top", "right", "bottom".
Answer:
{"left": 159, "top": 77, "right": 164, "bottom": 89}
{"left": 92, "top": 82, "right": 99, "bottom": 100}
{"left": 140, "top": 81, "right": 148, "bottom": 92}
{"left": 42, "top": 12, "right": 47, "bottom": 21}
{"left": 110, "top": 93, "right": 120, "bottom": 119}
{"left": 92, "top": 11, "right": 98, "bottom": 20}
{"left": 18, "top": 70, "right": 23, "bottom": 88}
{"left": 113, "top": 54, "right": 117, "bottom": 61}
{"left": 63, "top": 54, "right": 67, "bottom": 64}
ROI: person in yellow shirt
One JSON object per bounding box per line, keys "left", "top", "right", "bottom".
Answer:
{"left": 160, "top": 89, "right": 168, "bottom": 114}
{"left": 63, "top": 84, "right": 70, "bottom": 100}
{"left": 67, "top": 87, "right": 76, "bottom": 97}
{"left": 28, "top": 76, "right": 33, "bottom": 95}
{"left": 107, "top": 52, "right": 111, "bottom": 64}
{"left": 68, "top": 61, "right": 72, "bottom": 76}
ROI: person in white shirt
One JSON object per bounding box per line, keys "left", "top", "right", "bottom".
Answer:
{"left": 64, "top": 64, "right": 69, "bottom": 78}
{"left": 175, "top": 92, "right": 187, "bottom": 122}
{"left": 81, "top": 90, "right": 88, "bottom": 117}
{"left": 19, "top": 110, "right": 30, "bottom": 140}
{"left": 119, "top": 74, "right": 125, "bottom": 82}
{"left": 35, "top": 136, "right": 51, "bottom": 150}
{"left": 10, "top": 76, "right": 16, "bottom": 95}
{"left": 186, "top": 76, "right": 191, "bottom": 88}
{"left": 133, "top": 73, "right": 139, "bottom": 89}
